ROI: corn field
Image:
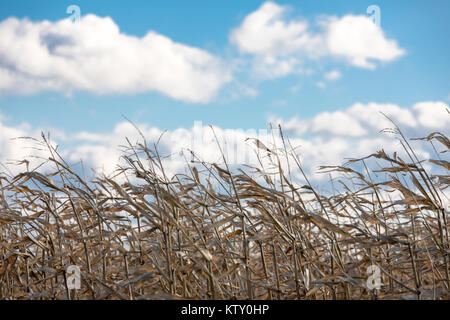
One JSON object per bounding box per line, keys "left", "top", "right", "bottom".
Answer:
{"left": 0, "top": 123, "right": 449, "bottom": 300}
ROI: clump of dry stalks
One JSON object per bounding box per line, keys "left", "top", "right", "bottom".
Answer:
{"left": 0, "top": 121, "right": 449, "bottom": 300}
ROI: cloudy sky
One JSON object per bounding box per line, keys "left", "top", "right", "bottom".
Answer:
{"left": 0, "top": 0, "right": 449, "bottom": 183}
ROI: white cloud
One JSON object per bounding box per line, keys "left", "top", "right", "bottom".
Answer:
{"left": 413, "top": 101, "right": 450, "bottom": 129}
{"left": 0, "top": 15, "right": 231, "bottom": 103}
{"left": 2, "top": 101, "right": 448, "bottom": 185}
{"left": 229, "top": 2, "right": 319, "bottom": 56}
{"left": 310, "top": 111, "right": 367, "bottom": 136}
{"left": 0, "top": 3, "right": 406, "bottom": 99}
{"left": 270, "top": 101, "right": 448, "bottom": 139}
{"left": 230, "top": 1, "right": 405, "bottom": 77}
{"left": 324, "top": 70, "right": 341, "bottom": 81}
{"left": 346, "top": 102, "right": 418, "bottom": 131}
{"left": 324, "top": 15, "right": 405, "bottom": 69}
{"left": 268, "top": 101, "right": 448, "bottom": 180}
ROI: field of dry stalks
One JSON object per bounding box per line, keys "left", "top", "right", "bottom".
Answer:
{"left": 0, "top": 122, "right": 449, "bottom": 300}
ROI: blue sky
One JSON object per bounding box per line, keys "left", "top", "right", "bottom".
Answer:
{"left": 0, "top": 0, "right": 448, "bottom": 133}
{"left": 0, "top": 1, "right": 449, "bottom": 182}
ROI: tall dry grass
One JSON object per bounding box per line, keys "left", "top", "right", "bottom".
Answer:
{"left": 0, "top": 122, "right": 449, "bottom": 300}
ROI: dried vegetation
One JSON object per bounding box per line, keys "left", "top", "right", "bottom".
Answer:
{"left": 0, "top": 122, "right": 449, "bottom": 300}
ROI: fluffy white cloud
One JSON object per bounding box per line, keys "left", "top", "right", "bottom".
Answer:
{"left": 311, "top": 111, "right": 368, "bottom": 136}
{"left": 230, "top": 2, "right": 405, "bottom": 77}
{"left": 268, "top": 101, "right": 448, "bottom": 181}
{"left": 324, "top": 15, "right": 405, "bottom": 69}
{"left": 0, "top": 15, "right": 231, "bottom": 103}
{"left": 1, "top": 101, "right": 448, "bottom": 185}
{"left": 230, "top": 2, "right": 322, "bottom": 56}
{"left": 413, "top": 101, "right": 450, "bottom": 128}
{"left": 271, "top": 101, "right": 448, "bottom": 138}
{"left": 0, "top": 3, "right": 406, "bottom": 99}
